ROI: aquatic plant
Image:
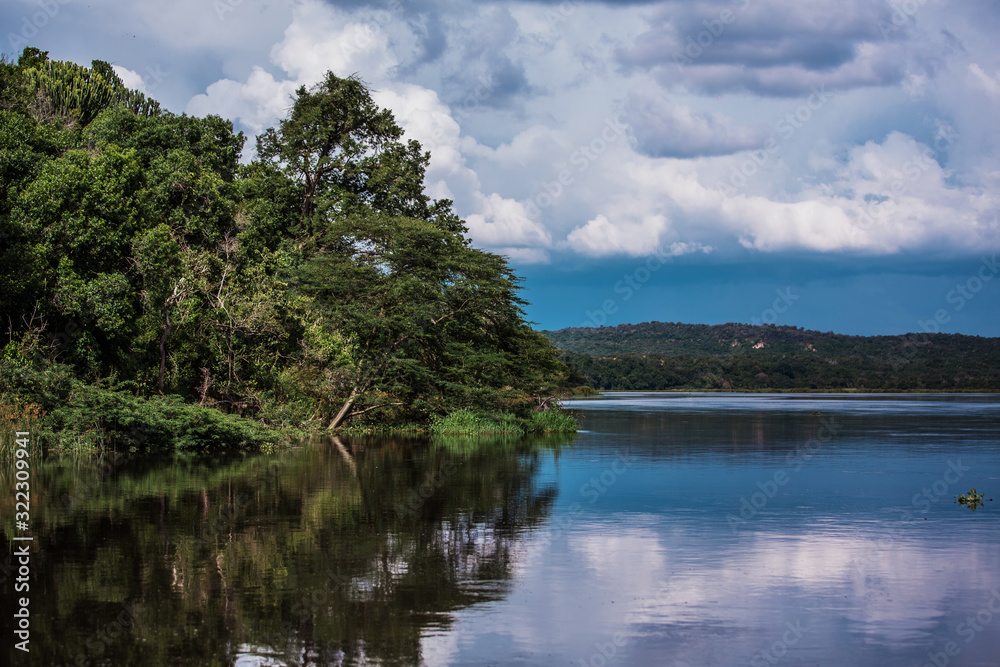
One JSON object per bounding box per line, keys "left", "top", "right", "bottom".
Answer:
{"left": 955, "top": 488, "right": 992, "bottom": 511}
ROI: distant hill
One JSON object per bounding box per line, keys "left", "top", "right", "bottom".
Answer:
{"left": 542, "top": 322, "right": 1000, "bottom": 392}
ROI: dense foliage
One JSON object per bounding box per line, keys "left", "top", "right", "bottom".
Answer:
{"left": 0, "top": 48, "right": 575, "bottom": 450}
{"left": 546, "top": 322, "right": 1000, "bottom": 391}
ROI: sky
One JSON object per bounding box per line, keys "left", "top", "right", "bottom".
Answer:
{"left": 5, "top": 0, "right": 1000, "bottom": 335}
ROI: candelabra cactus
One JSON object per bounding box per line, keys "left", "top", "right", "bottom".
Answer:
{"left": 24, "top": 58, "right": 161, "bottom": 127}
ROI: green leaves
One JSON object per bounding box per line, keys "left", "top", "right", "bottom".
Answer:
{"left": 256, "top": 72, "right": 409, "bottom": 229}
{"left": 21, "top": 56, "right": 161, "bottom": 128}
{"left": 956, "top": 488, "right": 991, "bottom": 511}
{"left": 1, "top": 57, "right": 573, "bottom": 447}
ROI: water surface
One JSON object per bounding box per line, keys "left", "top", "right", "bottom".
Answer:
{"left": 3, "top": 393, "right": 999, "bottom": 666}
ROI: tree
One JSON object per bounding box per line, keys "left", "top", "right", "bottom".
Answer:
{"left": 297, "top": 212, "right": 541, "bottom": 428}
{"left": 255, "top": 73, "right": 409, "bottom": 234}
{"left": 1, "top": 56, "right": 575, "bottom": 446}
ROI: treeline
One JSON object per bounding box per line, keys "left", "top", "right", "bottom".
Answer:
{"left": 546, "top": 322, "right": 1000, "bottom": 391}
{"left": 0, "top": 48, "right": 575, "bottom": 451}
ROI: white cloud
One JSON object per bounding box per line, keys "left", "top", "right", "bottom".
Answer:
{"left": 717, "top": 132, "right": 999, "bottom": 253}
{"left": 466, "top": 192, "right": 552, "bottom": 249}
{"left": 186, "top": 0, "right": 404, "bottom": 135}
{"left": 185, "top": 0, "right": 555, "bottom": 257}
{"left": 968, "top": 63, "right": 1000, "bottom": 96}
{"left": 168, "top": 0, "right": 1000, "bottom": 262}
{"left": 186, "top": 65, "right": 297, "bottom": 136}
{"left": 112, "top": 65, "right": 148, "bottom": 95}
{"left": 268, "top": 1, "right": 399, "bottom": 86}
{"left": 565, "top": 213, "right": 670, "bottom": 257}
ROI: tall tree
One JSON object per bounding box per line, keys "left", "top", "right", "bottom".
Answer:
{"left": 255, "top": 73, "right": 412, "bottom": 235}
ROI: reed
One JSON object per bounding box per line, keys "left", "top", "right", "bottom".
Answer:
{"left": 0, "top": 394, "right": 46, "bottom": 460}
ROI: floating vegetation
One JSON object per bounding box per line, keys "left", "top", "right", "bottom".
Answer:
{"left": 955, "top": 488, "right": 992, "bottom": 511}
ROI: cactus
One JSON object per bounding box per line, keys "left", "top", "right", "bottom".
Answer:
{"left": 24, "top": 58, "right": 162, "bottom": 126}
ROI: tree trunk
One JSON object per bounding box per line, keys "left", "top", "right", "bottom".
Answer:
{"left": 330, "top": 436, "right": 357, "bottom": 477}
{"left": 328, "top": 387, "right": 359, "bottom": 429}
{"left": 158, "top": 306, "right": 171, "bottom": 395}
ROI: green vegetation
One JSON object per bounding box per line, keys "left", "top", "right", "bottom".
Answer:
{"left": 0, "top": 48, "right": 576, "bottom": 451}
{"left": 956, "top": 488, "right": 991, "bottom": 511}
{"left": 0, "top": 395, "right": 44, "bottom": 461}
{"left": 545, "top": 322, "right": 1000, "bottom": 391}
{"left": 430, "top": 406, "right": 578, "bottom": 435}
{"left": 432, "top": 409, "right": 525, "bottom": 435}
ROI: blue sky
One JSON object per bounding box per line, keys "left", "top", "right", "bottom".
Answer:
{"left": 5, "top": 0, "right": 999, "bottom": 335}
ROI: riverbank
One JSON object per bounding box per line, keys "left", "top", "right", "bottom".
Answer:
{"left": 0, "top": 387, "right": 579, "bottom": 456}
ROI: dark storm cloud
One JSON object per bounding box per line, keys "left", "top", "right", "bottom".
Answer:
{"left": 431, "top": 4, "right": 534, "bottom": 108}
{"left": 617, "top": 0, "right": 937, "bottom": 96}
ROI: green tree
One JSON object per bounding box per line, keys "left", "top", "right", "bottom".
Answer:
{"left": 255, "top": 72, "right": 431, "bottom": 237}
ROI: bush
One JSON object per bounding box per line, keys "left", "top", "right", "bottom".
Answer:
{"left": 431, "top": 409, "right": 524, "bottom": 435}
{"left": 0, "top": 394, "right": 45, "bottom": 460}
{"left": 431, "top": 407, "right": 578, "bottom": 435}
{"left": 42, "top": 384, "right": 283, "bottom": 452}
{"left": 528, "top": 408, "right": 578, "bottom": 433}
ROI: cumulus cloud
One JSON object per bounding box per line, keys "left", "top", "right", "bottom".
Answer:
{"left": 170, "top": 0, "right": 1000, "bottom": 263}
{"left": 186, "top": 0, "right": 404, "bottom": 136}
{"left": 565, "top": 213, "right": 712, "bottom": 258}
{"left": 187, "top": 66, "right": 298, "bottom": 136}
{"left": 185, "top": 0, "right": 551, "bottom": 257}
{"left": 268, "top": 1, "right": 399, "bottom": 85}
{"left": 714, "top": 132, "right": 1000, "bottom": 254}
{"left": 112, "top": 65, "right": 148, "bottom": 95}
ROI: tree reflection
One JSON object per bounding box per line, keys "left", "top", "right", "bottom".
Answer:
{"left": 1, "top": 433, "right": 572, "bottom": 666}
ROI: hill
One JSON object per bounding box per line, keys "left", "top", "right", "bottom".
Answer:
{"left": 542, "top": 322, "right": 1000, "bottom": 392}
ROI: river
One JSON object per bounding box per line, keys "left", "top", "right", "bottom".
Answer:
{"left": 3, "top": 393, "right": 999, "bottom": 666}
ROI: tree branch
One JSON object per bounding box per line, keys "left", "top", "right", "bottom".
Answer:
{"left": 345, "top": 402, "right": 404, "bottom": 418}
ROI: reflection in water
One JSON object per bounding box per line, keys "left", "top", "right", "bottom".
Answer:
{"left": 439, "top": 394, "right": 1000, "bottom": 667}
{"left": 3, "top": 394, "right": 1000, "bottom": 666}
{"left": 0, "top": 433, "right": 571, "bottom": 666}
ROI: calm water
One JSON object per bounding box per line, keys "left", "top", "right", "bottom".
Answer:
{"left": 3, "top": 393, "right": 1000, "bottom": 666}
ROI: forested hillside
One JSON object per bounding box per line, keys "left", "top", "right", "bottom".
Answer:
{"left": 0, "top": 48, "right": 575, "bottom": 451}
{"left": 545, "top": 322, "right": 1000, "bottom": 391}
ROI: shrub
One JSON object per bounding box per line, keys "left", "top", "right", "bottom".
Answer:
{"left": 42, "top": 384, "right": 283, "bottom": 452}
{"left": 431, "top": 409, "right": 524, "bottom": 435}
{"left": 528, "top": 408, "right": 578, "bottom": 433}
